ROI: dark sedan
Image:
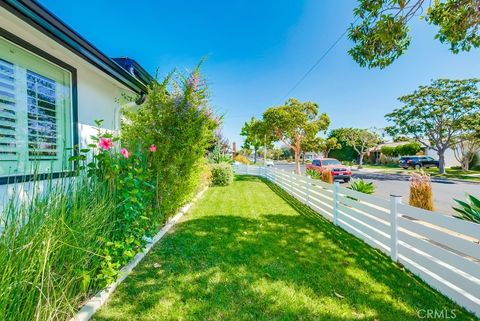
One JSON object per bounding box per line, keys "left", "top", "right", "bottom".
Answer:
{"left": 399, "top": 156, "right": 439, "bottom": 169}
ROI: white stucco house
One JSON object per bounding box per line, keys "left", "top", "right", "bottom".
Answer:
{"left": 0, "top": 0, "right": 153, "bottom": 204}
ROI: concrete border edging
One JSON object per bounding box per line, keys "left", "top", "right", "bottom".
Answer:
{"left": 69, "top": 187, "right": 208, "bottom": 321}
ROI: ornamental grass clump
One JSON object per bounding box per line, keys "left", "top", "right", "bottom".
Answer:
{"left": 321, "top": 170, "right": 334, "bottom": 184}
{"left": 453, "top": 194, "right": 480, "bottom": 223}
{"left": 0, "top": 178, "right": 115, "bottom": 321}
{"left": 409, "top": 171, "right": 434, "bottom": 211}
{"left": 348, "top": 179, "right": 375, "bottom": 194}
{"left": 306, "top": 168, "right": 321, "bottom": 180}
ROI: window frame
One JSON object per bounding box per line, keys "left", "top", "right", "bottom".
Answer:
{"left": 0, "top": 27, "right": 78, "bottom": 185}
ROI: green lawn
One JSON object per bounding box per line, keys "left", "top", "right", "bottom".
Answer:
{"left": 425, "top": 167, "right": 480, "bottom": 181}
{"left": 93, "top": 176, "right": 476, "bottom": 321}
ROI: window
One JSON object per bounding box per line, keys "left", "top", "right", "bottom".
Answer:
{"left": 321, "top": 159, "right": 341, "bottom": 166}
{"left": 0, "top": 36, "right": 74, "bottom": 179}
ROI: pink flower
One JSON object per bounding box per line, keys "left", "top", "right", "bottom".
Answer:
{"left": 98, "top": 137, "right": 113, "bottom": 150}
{"left": 149, "top": 144, "right": 157, "bottom": 152}
{"left": 121, "top": 148, "right": 130, "bottom": 158}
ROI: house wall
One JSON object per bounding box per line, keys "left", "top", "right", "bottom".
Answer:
{"left": 425, "top": 148, "right": 459, "bottom": 168}
{"left": 0, "top": 7, "right": 135, "bottom": 209}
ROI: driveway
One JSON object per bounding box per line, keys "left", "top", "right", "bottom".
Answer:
{"left": 273, "top": 163, "right": 480, "bottom": 215}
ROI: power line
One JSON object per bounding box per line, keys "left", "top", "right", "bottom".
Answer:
{"left": 280, "top": 21, "right": 356, "bottom": 102}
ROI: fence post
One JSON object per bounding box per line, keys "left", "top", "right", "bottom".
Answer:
{"left": 390, "top": 195, "right": 402, "bottom": 262}
{"left": 305, "top": 176, "right": 310, "bottom": 206}
{"left": 333, "top": 182, "right": 339, "bottom": 225}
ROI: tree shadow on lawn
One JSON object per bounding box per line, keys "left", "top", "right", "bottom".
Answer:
{"left": 93, "top": 178, "right": 476, "bottom": 321}
{"left": 234, "top": 175, "right": 264, "bottom": 182}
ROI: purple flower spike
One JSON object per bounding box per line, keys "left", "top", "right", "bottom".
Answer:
{"left": 188, "top": 72, "right": 200, "bottom": 91}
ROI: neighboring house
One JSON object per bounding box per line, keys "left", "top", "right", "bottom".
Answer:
{"left": 303, "top": 152, "right": 320, "bottom": 162}
{"left": 0, "top": 1, "right": 153, "bottom": 204}
{"left": 369, "top": 141, "right": 476, "bottom": 168}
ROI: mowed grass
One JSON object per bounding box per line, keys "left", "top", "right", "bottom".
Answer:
{"left": 93, "top": 176, "right": 477, "bottom": 321}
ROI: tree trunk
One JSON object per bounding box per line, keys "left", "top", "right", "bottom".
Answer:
{"left": 462, "top": 158, "right": 469, "bottom": 172}
{"left": 438, "top": 151, "right": 446, "bottom": 174}
{"left": 294, "top": 149, "right": 301, "bottom": 175}
{"left": 358, "top": 153, "right": 364, "bottom": 169}
{"left": 254, "top": 147, "right": 257, "bottom": 164}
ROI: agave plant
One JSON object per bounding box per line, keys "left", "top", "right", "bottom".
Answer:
{"left": 306, "top": 168, "right": 321, "bottom": 180}
{"left": 348, "top": 179, "right": 375, "bottom": 194}
{"left": 453, "top": 194, "right": 480, "bottom": 224}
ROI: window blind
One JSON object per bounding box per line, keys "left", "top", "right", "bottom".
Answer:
{"left": 27, "top": 70, "right": 58, "bottom": 160}
{"left": 0, "top": 58, "right": 17, "bottom": 162}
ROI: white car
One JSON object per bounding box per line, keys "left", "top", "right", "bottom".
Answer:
{"left": 265, "top": 159, "right": 274, "bottom": 167}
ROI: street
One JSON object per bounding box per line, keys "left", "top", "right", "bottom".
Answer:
{"left": 273, "top": 163, "right": 480, "bottom": 215}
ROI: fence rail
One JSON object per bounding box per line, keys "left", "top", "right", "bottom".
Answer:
{"left": 233, "top": 164, "right": 480, "bottom": 316}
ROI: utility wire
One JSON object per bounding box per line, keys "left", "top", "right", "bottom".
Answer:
{"left": 280, "top": 20, "right": 357, "bottom": 102}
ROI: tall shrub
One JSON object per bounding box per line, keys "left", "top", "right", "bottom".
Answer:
{"left": 409, "top": 172, "right": 434, "bottom": 211}
{"left": 395, "top": 142, "right": 422, "bottom": 156}
{"left": 122, "top": 68, "right": 219, "bottom": 219}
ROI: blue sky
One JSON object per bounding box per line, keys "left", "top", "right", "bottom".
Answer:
{"left": 40, "top": 0, "right": 480, "bottom": 145}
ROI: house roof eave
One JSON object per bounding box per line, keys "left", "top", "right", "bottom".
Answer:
{"left": 1, "top": 0, "right": 152, "bottom": 95}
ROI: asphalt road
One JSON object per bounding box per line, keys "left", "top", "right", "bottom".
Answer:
{"left": 273, "top": 163, "right": 480, "bottom": 215}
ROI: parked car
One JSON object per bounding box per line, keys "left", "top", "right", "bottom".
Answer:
{"left": 265, "top": 159, "right": 274, "bottom": 167}
{"left": 399, "top": 156, "right": 439, "bottom": 169}
{"left": 306, "top": 158, "right": 352, "bottom": 182}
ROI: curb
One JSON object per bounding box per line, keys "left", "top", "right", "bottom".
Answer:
{"left": 69, "top": 186, "right": 208, "bottom": 321}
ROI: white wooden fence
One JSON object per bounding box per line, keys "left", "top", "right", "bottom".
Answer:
{"left": 233, "top": 164, "right": 480, "bottom": 316}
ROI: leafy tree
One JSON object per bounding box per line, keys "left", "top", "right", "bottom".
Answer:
{"left": 322, "top": 137, "right": 342, "bottom": 157}
{"left": 271, "top": 148, "right": 284, "bottom": 160}
{"left": 263, "top": 98, "right": 330, "bottom": 174}
{"left": 240, "top": 118, "right": 273, "bottom": 164}
{"left": 393, "top": 136, "right": 410, "bottom": 142}
{"left": 301, "top": 136, "right": 324, "bottom": 163}
{"left": 349, "top": 0, "right": 480, "bottom": 69}
{"left": 282, "top": 147, "right": 293, "bottom": 160}
{"left": 385, "top": 78, "right": 480, "bottom": 174}
{"left": 327, "top": 128, "right": 358, "bottom": 161}
{"left": 238, "top": 148, "right": 252, "bottom": 157}
{"left": 452, "top": 115, "right": 480, "bottom": 171}
{"left": 302, "top": 136, "right": 342, "bottom": 158}
{"left": 342, "top": 128, "right": 382, "bottom": 168}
